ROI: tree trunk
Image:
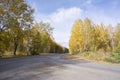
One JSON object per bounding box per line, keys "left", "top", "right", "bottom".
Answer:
{"left": 13, "top": 38, "right": 18, "bottom": 56}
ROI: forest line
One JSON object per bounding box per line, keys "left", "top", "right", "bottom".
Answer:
{"left": 69, "top": 18, "right": 120, "bottom": 63}
{"left": 0, "top": 0, "right": 68, "bottom": 57}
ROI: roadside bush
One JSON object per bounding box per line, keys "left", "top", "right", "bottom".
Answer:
{"left": 115, "top": 45, "right": 120, "bottom": 53}
{"left": 105, "top": 53, "right": 120, "bottom": 63}
{"left": 30, "top": 50, "right": 39, "bottom": 55}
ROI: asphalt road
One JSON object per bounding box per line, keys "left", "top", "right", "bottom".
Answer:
{"left": 0, "top": 54, "right": 120, "bottom": 80}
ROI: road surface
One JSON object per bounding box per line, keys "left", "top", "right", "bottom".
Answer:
{"left": 0, "top": 54, "right": 120, "bottom": 80}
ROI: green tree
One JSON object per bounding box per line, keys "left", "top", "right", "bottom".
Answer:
{"left": 0, "top": 0, "right": 34, "bottom": 55}
{"left": 30, "top": 22, "right": 53, "bottom": 54}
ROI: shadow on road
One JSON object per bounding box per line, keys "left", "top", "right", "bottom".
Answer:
{"left": 0, "top": 54, "right": 120, "bottom": 80}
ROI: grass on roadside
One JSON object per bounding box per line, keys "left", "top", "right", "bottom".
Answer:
{"left": 105, "top": 53, "right": 120, "bottom": 63}
{"left": 65, "top": 51, "right": 120, "bottom": 64}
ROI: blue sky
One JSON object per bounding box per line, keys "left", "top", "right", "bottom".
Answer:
{"left": 26, "top": 0, "right": 120, "bottom": 48}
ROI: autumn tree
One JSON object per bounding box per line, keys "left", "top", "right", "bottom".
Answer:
{"left": 83, "top": 18, "right": 95, "bottom": 51}
{"left": 114, "top": 23, "right": 120, "bottom": 53}
{"left": 69, "top": 19, "right": 84, "bottom": 54}
{"left": 107, "top": 24, "right": 115, "bottom": 52}
{"left": 94, "top": 24, "right": 109, "bottom": 51}
{"left": 69, "top": 18, "right": 95, "bottom": 54}
{"left": 30, "top": 22, "right": 68, "bottom": 55}
{"left": 69, "top": 18, "right": 110, "bottom": 54}
{"left": 30, "top": 22, "right": 53, "bottom": 54}
{"left": 0, "top": 0, "right": 34, "bottom": 55}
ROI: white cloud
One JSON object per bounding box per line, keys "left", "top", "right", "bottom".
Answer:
{"left": 35, "top": 7, "right": 82, "bottom": 47}
{"left": 49, "top": 7, "right": 82, "bottom": 23}
{"left": 82, "top": 7, "right": 119, "bottom": 26}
